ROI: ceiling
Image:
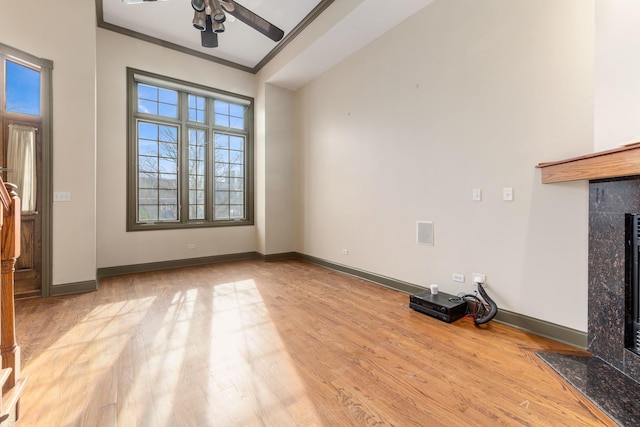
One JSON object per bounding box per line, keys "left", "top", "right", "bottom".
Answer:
{"left": 97, "top": 0, "right": 437, "bottom": 87}
{"left": 98, "top": 0, "right": 333, "bottom": 72}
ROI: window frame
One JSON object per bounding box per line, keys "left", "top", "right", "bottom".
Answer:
{"left": 126, "top": 68, "right": 254, "bottom": 231}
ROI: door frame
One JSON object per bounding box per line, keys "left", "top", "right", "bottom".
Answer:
{"left": 0, "top": 42, "right": 53, "bottom": 298}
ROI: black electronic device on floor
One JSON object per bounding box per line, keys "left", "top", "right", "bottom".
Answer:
{"left": 409, "top": 290, "right": 467, "bottom": 323}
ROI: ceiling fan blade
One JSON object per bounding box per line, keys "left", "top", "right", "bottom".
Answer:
{"left": 226, "top": 1, "right": 284, "bottom": 42}
{"left": 201, "top": 16, "right": 219, "bottom": 48}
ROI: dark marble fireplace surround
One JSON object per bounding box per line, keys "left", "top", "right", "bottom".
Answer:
{"left": 589, "top": 176, "right": 640, "bottom": 380}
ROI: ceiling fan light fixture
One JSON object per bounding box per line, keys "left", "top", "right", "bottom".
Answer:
{"left": 210, "top": 0, "right": 226, "bottom": 23}
{"left": 220, "top": 0, "right": 235, "bottom": 12}
{"left": 192, "top": 11, "right": 206, "bottom": 31}
{"left": 122, "top": 0, "right": 168, "bottom": 3}
{"left": 201, "top": 15, "right": 218, "bottom": 48}
{"left": 190, "top": 0, "right": 205, "bottom": 12}
{"left": 213, "top": 11, "right": 226, "bottom": 23}
{"left": 212, "top": 21, "right": 225, "bottom": 33}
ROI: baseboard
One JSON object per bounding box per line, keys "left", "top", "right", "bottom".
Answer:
{"left": 96, "top": 251, "right": 261, "bottom": 279}
{"left": 261, "top": 252, "right": 298, "bottom": 262}
{"left": 294, "top": 252, "right": 588, "bottom": 350}
{"left": 294, "top": 253, "right": 424, "bottom": 294}
{"left": 50, "top": 280, "right": 98, "bottom": 297}
{"left": 494, "top": 309, "right": 587, "bottom": 350}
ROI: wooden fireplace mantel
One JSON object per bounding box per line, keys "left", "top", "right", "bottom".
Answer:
{"left": 537, "top": 142, "right": 640, "bottom": 183}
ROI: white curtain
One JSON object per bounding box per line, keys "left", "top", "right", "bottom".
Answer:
{"left": 7, "top": 124, "right": 37, "bottom": 213}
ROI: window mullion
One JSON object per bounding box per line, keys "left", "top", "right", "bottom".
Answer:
{"left": 207, "top": 98, "right": 214, "bottom": 222}
{"left": 179, "top": 92, "right": 188, "bottom": 224}
{"left": 208, "top": 128, "right": 215, "bottom": 222}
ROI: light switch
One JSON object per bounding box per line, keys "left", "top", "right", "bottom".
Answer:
{"left": 503, "top": 187, "right": 513, "bottom": 201}
{"left": 472, "top": 188, "right": 482, "bottom": 201}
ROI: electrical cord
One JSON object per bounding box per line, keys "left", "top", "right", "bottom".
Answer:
{"left": 449, "top": 283, "right": 498, "bottom": 326}
{"left": 474, "top": 283, "right": 498, "bottom": 325}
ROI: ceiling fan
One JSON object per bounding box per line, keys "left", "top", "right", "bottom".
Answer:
{"left": 123, "top": 0, "right": 285, "bottom": 48}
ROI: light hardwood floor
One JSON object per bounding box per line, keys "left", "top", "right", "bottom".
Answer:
{"left": 13, "top": 259, "right": 613, "bottom": 426}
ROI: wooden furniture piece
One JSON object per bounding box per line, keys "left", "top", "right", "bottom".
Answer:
{"left": 0, "top": 178, "right": 26, "bottom": 423}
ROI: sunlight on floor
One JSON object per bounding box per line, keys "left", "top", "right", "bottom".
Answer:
{"left": 19, "top": 279, "right": 322, "bottom": 426}
{"left": 198, "top": 279, "right": 322, "bottom": 426}
{"left": 20, "top": 296, "right": 157, "bottom": 425}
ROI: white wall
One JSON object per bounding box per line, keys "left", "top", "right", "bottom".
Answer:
{"left": 262, "top": 84, "right": 297, "bottom": 254}
{"left": 254, "top": 83, "right": 297, "bottom": 256}
{"left": 255, "top": 81, "right": 267, "bottom": 254}
{"left": 253, "top": 0, "right": 373, "bottom": 257}
{"left": 295, "top": 0, "right": 593, "bottom": 330}
{"left": 595, "top": 0, "right": 640, "bottom": 150}
{"left": 0, "top": 0, "right": 98, "bottom": 286}
{"left": 96, "top": 30, "right": 258, "bottom": 268}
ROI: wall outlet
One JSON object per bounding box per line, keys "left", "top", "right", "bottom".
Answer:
{"left": 53, "top": 191, "right": 71, "bottom": 202}
{"left": 342, "top": 249, "right": 349, "bottom": 255}
{"left": 472, "top": 188, "right": 482, "bottom": 201}
{"left": 187, "top": 243, "right": 196, "bottom": 249}
{"left": 473, "top": 273, "right": 486, "bottom": 284}
{"left": 452, "top": 273, "right": 465, "bottom": 283}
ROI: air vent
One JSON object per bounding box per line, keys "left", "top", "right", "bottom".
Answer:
{"left": 416, "top": 221, "right": 434, "bottom": 246}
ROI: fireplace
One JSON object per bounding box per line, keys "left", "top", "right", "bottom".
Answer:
{"left": 537, "top": 176, "right": 640, "bottom": 426}
{"left": 589, "top": 176, "right": 640, "bottom": 380}
{"left": 626, "top": 214, "right": 640, "bottom": 354}
{"left": 536, "top": 147, "right": 640, "bottom": 425}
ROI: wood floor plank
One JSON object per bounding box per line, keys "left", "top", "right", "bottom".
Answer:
{"left": 13, "top": 259, "right": 615, "bottom": 426}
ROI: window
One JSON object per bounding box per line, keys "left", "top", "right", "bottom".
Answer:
{"left": 127, "top": 68, "right": 253, "bottom": 231}
{"left": 0, "top": 53, "right": 43, "bottom": 213}
{"left": 3, "top": 58, "right": 41, "bottom": 116}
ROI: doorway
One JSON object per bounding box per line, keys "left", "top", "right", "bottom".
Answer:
{"left": 1, "top": 117, "right": 42, "bottom": 298}
{"left": 0, "top": 44, "right": 53, "bottom": 298}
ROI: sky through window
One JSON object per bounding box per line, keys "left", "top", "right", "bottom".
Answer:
{"left": 5, "top": 60, "right": 40, "bottom": 116}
